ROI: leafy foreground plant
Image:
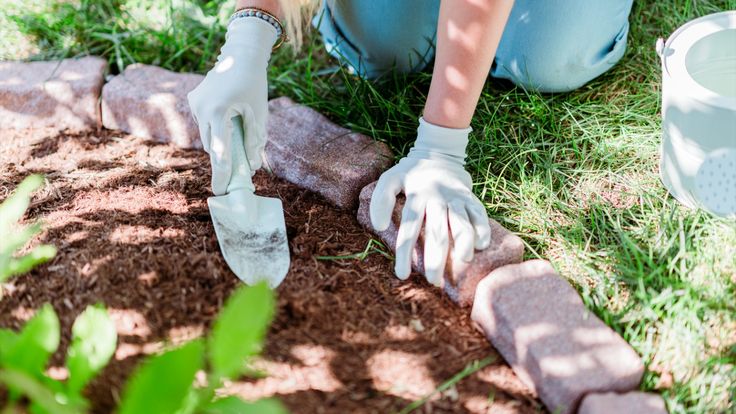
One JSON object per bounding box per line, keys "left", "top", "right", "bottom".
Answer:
{"left": 117, "top": 282, "right": 286, "bottom": 414}
{"left": 0, "top": 174, "right": 56, "bottom": 283}
{"left": 0, "top": 283, "right": 285, "bottom": 414}
{"left": 0, "top": 175, "right": 115, "bottom": 413}
{"left": 0, "top": 176, "right": 285, "bottom": 413}
{"left": 0, "top": 305, "right": 117, "bottom": 414}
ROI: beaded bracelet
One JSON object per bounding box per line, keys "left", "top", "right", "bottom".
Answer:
{"left": 229, "top": 7, "right": 289, "bottom": 50}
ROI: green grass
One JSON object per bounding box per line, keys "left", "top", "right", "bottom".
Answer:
{"left": 3, "top": 0, "right": 735, "bottom": 412}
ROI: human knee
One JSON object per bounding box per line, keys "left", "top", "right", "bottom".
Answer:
{"left": 499, "top": 21, "right": 631, "bottom": 93}
{"left": 315, "top": 0, "right": 439, "bottom": 79}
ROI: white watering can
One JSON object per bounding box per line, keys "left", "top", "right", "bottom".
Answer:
{"left": 658, "top": 11, "right": 736, "bottom": 218}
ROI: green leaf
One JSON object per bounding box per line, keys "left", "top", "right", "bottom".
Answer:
{"left": 203, "top": 397, "right": 287, "bottom": 414}
{"left": 1, "top": 304, "right": 59, "bottom": 376}
{"left": 117, "top": 340, "right": 204, "bottom": 414}
{"left": 0, "top": 369, "right": 78, "bottom": 414}
{"left": 0, "top": 174, "right": 44, "bottom": 236}
{"left": 0, "top": 328, "right": 18, "bottom": 359}
{"left": 1, "top": 244, "right": 56, "bottom": 283}
{"left": 0, "top": 174, "right": 54, "bottom": 283}
{"left": 65, "top": 305, "right": 117, "bottom": 394}
{"left": 208, "top": 283, "right": 275, "bottom": 379}
{"left": 172, "top": 386, "right": 200, "bottom": 414}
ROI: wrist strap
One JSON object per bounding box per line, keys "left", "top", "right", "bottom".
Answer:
{"left": 230, "top": 7, "right": 288, "bottom": 50}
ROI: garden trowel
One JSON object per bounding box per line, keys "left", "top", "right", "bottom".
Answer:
{"left": 207, "top": 116, "right": 290, "bottom": 288}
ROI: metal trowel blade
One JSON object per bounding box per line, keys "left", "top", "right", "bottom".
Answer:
{"left": 208, "top": 189, "right": 290, "bottom": 288}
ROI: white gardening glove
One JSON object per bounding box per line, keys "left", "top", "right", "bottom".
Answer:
{"left": 187, "top": 17, "right": 278, "bottom": 195}
{"left": 370, "top": 118, "right": 492, "bottom": 286}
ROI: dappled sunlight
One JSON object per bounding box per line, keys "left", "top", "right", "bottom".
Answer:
{"left": 125, "top": 115, "right": 153, "bottom": 139}
{"left": 115, "top": 341, "right": 164, "bottom": 361}
{"left": 68, "top": 187, "right": 190, "bottom": 215}
{"left": 223, "top": 346, "right": 343, "bottom": 400}
{"left": 571, "top": 173, "right": 641, "bottom": 210}
{"left": 474, "top": 364, "right": 532, "bottom": 398}
{"left": 648, "top": 312, "right": 705, "bottom": 383}
{"left": 64, "top": 229, "right": 89, "bottom": 244}
{"left": 215, "top": 56, "right": 235, "bottom": 73}
{"left": 447, "top": 20, "right": 484, "bottom": 52}
{"left": 336, "top": 316, "right": 427, "bottom": 346}
{"left": 108, "top": 308, "right": 152, "bottom": 339}
{"left": 109, "top": 225, "right": 186, "bottom": 244}
{"left": 703, "top": 312, "right": 736, "bottom": 355}
{"left": 338, "top": 328, "right": 373, "bottom": 345}
{"left": 10, "top": 305, "right": 36, "bottom": 322}
{"left": 394, "top": 284, "right": 434, "bottom": 303}
{"left": 367, "top": 350, "right": 436, "bottom": 400}
{"left": 465, "top": 393, "right": 541, "bottom": 413}
{"left": 168, "top": 324, "right": 205, "bottom": 344}
{"left": 382, "top": 322, "right": 420, "bottom": 341}
{"left": 513, "top": 323, "right": 558, "bottom": 356}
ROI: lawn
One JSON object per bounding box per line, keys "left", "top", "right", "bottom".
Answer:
{"left": 2, "top": 0, "right": 735, "bottom": 413}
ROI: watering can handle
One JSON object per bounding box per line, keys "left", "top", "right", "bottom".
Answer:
{"left": 656, "top": 37, "right": 666, "bottom": 59}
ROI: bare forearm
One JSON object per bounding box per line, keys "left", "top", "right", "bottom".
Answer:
{"left": 235, "top": 0, "right": 282, "bottom": 18}
{"left": 424, "top": 0, "right": 514, "bottom": 129}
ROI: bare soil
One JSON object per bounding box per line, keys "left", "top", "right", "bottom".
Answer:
{"left": 0, "top": 128, "right": 540, "bottom": 413}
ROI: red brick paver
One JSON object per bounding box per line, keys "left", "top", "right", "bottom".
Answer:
{"left": 101, "top": 64, "right": 203, "bottom": 149}
{"left": 471, "top": 260, "right": 644, "bottom": 414}
{"left": 579, "top": 392, "right": 668, "bottom": 414}
{"left": 0, "top": 57, "right": 107, "bottom": 131}
{"left": 265, "top": 97, "right": 393, "bottom": 209}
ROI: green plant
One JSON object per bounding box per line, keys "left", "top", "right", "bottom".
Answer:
{"left": 0, "top": 175, "right": 114, "bottom": 414}
{"left": 0, "top": 176, "right": 284, "bottom": 413}
{"left": 0, "top": 304, "right": 118, "bottom": 414}
{"left": 0, "top": 174, "right": 56, "bottom": 283}
{"left": 315, "top": 238, "right": 394, "bottom": 261}
{"left": 0, "top": 281, "right": 284, "bottom": 414}
{"left": 117, "top": 282, "right": 287, "bottom": 414}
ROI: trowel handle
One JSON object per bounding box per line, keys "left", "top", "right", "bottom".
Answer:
{"left": 226, "top": 115, "right": 256, "bottom": 194}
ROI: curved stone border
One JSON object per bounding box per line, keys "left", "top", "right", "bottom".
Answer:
{"left": 101, "top": 64, "right": 204, "bottom": 149}
{"left": 0, "top": 57, "right": 667, "bottom": 414}
{"left": 0, "top": 57, "right": 107, "bottom": 131}
{"left": 471, "top": 260, "right": 646, "bottom": 413}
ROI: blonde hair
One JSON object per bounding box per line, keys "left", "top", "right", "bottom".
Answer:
{"left": 277, "top": 0, "right": 321, "bottom": 50}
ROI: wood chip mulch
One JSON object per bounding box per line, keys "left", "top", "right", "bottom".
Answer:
{"left": 0, "top": 128, "right": 540, "bottom": 413}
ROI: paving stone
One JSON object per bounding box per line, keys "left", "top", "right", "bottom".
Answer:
{"left": 579, "top": 392, "right": 668, "bottom": 414}
{"left": 101, "top": 64, "right": 203, "bottom": 149}
{"left": 357, "top": 181, "right": 524, "bottom": 306}
{"left": 265, "top": 97, "right": 393, "bottom": 209}
{"left": 0, "top": 57, "right": 107, "bottom": 131}
{"left": 470, "top": 260, "right": 644, "bottom": 414}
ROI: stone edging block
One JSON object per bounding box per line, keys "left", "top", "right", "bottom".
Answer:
{"left": 471, "top": 260, "right": 644, "bottom": 414}
{"left": 101, "top": 63, "right": 203, "bottom": 149}
{"left": 265, "top": 97, "right": 393, "bottom": 209}
{"left": 357, "top": 181, "right": 524, "bottom": 306}
{"left": 0, "top": 57, "right": 107, "bottom": 131}
{"left": 578, "top": 392, "right": 668, "bottom": 414}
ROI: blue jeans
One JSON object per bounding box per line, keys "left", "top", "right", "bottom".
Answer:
{"left": 314, "top": 0, "right": 634, "bottom": 92}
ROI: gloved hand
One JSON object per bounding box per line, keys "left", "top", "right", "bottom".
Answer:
{"left": 370, "top": 118, "right": 492, "bottom": 286}
{"left": 187, "top": 17, "right": 278, "bottom": 195}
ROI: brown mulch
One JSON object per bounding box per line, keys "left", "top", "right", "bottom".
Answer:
{"left": 0, "top": 128, "right": 540, "bottom": 414}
